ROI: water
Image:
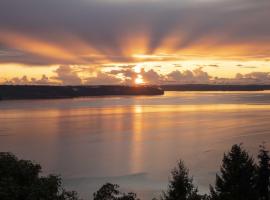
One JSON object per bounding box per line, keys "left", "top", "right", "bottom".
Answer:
{"left": 1, "top": 91, "right": 270, "bottom": 199}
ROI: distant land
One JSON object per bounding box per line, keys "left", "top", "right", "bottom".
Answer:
{"left": 0, "top": 85, "right": 164, "bottom": 100}
{"left": 1, "top": 84, "right": 270, "bottom": 100}
{"left": 161, "top": 84, "right": 270, "bottom": 91}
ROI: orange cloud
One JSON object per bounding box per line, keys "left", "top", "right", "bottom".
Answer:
{"left": 0, "top": 30, "right": 78, "bottom": 61}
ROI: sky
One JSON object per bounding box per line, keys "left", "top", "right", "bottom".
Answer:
{"left": 0, "top": 0, "right": 270, "bottom": 85}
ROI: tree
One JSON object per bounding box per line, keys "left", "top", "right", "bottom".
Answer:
{"left": 162, "top": 160, "right": 202, "bottom": 200}
{"left": 58, "top": 190, "right": 81, "bottom": 200}
{"left": 93, "top": 183, "right": 139, "bottom": 200}
{"left": 0, "top": 152, "right": 80, "bottom": 200}
{"left": 257, "top": 144, "right": 270, "bottom": 200}
{"left": 210, "top": 144, "right": 258, "bottom": 200}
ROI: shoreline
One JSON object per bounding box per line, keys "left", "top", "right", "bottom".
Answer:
{"left": 1, "top": 84, "right": 270, "bottom": 100}
{"left": 0, "top": 85, "right": 164, "bottom": 100}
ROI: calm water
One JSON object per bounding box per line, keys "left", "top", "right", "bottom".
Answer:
{"left": 1, "top": 91, "right": 270, "bottom": 199}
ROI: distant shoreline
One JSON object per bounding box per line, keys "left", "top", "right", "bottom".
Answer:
{"left": 161, "top": 84, "right": 270, "bottom": 91}
{"left": 1, "top": 84, "right": 270, "bottom": 100}
{"left": 0, "top": 85, "right": 164, "bottom": 100}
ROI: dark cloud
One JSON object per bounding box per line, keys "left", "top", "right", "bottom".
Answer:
{"left": 0, "top": 0, "right": 270, "bottom": 65}
{"left": 236, "top": 64, "right": 257, "bottom": 69}
{"left": 0, "top": 48, "right": 77, "bottom": 66}
{"left": 172, "top": 64, "right": 183, "bottom": 68}
{"left": 207, "top": 64, "right": 220, "bottom": 68}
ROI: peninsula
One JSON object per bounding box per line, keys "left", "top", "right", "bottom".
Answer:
{"left": 0, "top": 85, "right": 164, "bottom": 100}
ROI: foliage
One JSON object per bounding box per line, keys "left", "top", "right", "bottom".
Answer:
{"left": 210, "top": 144, "right": 258, "bottom": 200}
{"left": 3, "top": 143, "right": 270, "bottom": 200}
{"left": 161, "top": 160, "right": 203, "bottom": 200}
{"left": 257, "top": 144, "right": 270, "bottom": 200}
{"left": 93, "top": 183, "right": 139, "bottom": 200}
{"left": 0, "top": 152, "right": 80, "bottom": 200}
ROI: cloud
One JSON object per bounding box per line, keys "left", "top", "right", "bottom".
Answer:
{"left": 84, "top": 72, "right": 122, "bottom": 85}
{"left": 3, "top": 65, "right": 270, "bottom": 85}
{"left": 0, "top": 0, "right": 270, "bottom": 65}
{"left": 172, "top": 64, "right": 183, "bottom": 68}
{"left": 53, "top": 65, "right": 82, "bottom": 85}
{"left": 109, "top": 68, "right": 137, "bottom": 81}
{"left": 166, "top": 67, "right": 211, "bottom": 84}
{"left": 214, "top": 72, "right": 270, "bottom": 84}
{"left": 31, "top": 75, "right": 50, "bottom": 85}
{"left": 236, "top": 64, "right": 257, "bottom": 69}
{"left": 4, "top": 75, "right": 51, "bottom": 85}
{"left": 79, "top": 67, "right": 211, "bottom": 85}
{"left": 242, "top": 72, "right": 270, "bottom": 83}
{"left": 207, "top": 64, "right": 220, "bottom": 68}
{"left": 141, "top": 68, "right": 164, "bottom": 84}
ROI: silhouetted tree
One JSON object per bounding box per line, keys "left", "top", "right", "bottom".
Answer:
{"left": 58, "top": 190, "right": 81, "bottom": 200}
{"left": 0, "top": 152, "right": 80, "bottom": 200}
{"left": 210, "top": 144, "right": 258, "bottom": 200}
{"left": 162, "top": 160, "right": 203, "bottom": 200}
{"left": 257, "top": 144, "right": 270, "bottom": 200}
{"left": 93, "top": 183, "right": 139, "bottom": 200}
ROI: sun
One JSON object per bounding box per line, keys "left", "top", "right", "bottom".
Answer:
{"left": 135, "top": 75, "right": 144, "bottom": 85}
{"left": 133, "top": 64, "right": 144, "bottom": 85}
{"left": 134, "top": 64, "right": 142, "bottom": 73}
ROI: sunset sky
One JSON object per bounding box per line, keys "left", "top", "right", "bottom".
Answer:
{"left": 1, "top": 0, "right": 270, "bottom": 85}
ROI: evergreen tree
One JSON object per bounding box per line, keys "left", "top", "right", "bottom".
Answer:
{"left": 257, "top": 144, "right": 270, "bottom": 200}
{"left": 210, "top": 144, "right": 258, "bottom": 200}
{"left": 162, "top": 160, "right": 202, "bottom": 200}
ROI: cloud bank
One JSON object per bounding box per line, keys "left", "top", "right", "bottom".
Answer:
{"left": 4, "top": 65, "right": 270, "bottom": 85}
{"left": 1, "top": 0, "right": 270, "bottom": 65}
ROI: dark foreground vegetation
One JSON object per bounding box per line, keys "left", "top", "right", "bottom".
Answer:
{"left": 0, "top": 85, "right": 164, "bottom": 100}
{"left": 1, "top": 144, "right": 270, "bottom": 200}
